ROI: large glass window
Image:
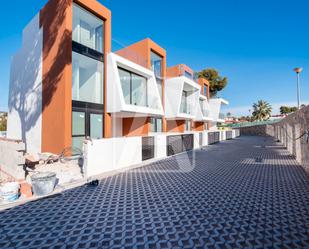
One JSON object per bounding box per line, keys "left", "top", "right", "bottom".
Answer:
{"left": 150, "top": 118, "right": 163, "bottom": 132}
{"left": 72, "top": 52, "right": 104, "bottom": 104}
{"left": 72, "top": 4, "right": 104, "bottom": 149}
{"left": 204, "top": 84, "right": 208, "bottom": 97}
{"left": 118, "top": 67, "right": 148, "bottom": 107}
{"left": 90, "top": 114, "right": 103, "bottom": 139}
{"left": 185, "top": 120, "right": 191, "bottom": 131}
{"left": 184, "top": 71, "right": 193, "bottom": 79}
{"left": 151, "top": 51, "right": 163, "bottom": 78}
{"left": 156, "top": 79, "right": 163, "bottom": 101}
{"left": 151, "top": 51, "right": 163, "bottom": 104}
{"left": 118, "top": 68, "right": 130, "bottom": 104}
{"left": 73, "top": 4, "right": 104, "bottom": 53}
{"left": 72, "top": 111, "right": 86, "bottom": 149}
{"left": 132, "top": 74, "right": 147, "bottom": 106}
{"left": 180, "top": 91, "right": 188, "bottom": 114}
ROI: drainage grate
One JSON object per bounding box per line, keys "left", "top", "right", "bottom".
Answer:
{"left": 255, "top": 157, "right": 263, "bottom": 163}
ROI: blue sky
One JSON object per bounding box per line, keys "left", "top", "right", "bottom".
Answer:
{"left": 0, "top": 0, "right": 308, "bottom": 115}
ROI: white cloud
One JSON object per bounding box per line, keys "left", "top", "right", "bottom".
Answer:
{"left": 222, "top": 101, "right": 309, "bottom": 117}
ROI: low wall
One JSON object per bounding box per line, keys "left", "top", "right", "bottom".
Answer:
{"left": 0, "top": 138, "right": 26, "bottom": 181}
{"left": 240, "top": 124, "right": 275, "bottom": 137}
{"left": 84, "top": 130, "right": 240, "bottom": 177}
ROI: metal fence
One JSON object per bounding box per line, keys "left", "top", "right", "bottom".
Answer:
{"left": 208, "top": 132, "right": 220, "bottom": 145}
{"left": 226, "top": 119, "right": 282, "bottom": 128}
{"left": 167, "top": 134, "right": 194, "bottom": 156}
{"left": 142, "top": 136, "right": 155, "bottom": 161}
{"left": 199, "top": 132, "right": 203, "bottom": 147}
{"left": 226, "top": 131, "right": 233, "bottom": 140}
{"left": 234, "top": 129, "right": 240, "bottom": 137}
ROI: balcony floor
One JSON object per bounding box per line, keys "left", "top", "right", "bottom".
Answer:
{"left": 1, "top": 136, "right": 308, "bottom": 249}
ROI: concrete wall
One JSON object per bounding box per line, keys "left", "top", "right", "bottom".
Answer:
{"left": 239, "top": 106, "right": 309, "bottom": 171}
{"left": 0, "top": 138, "right": 26, "bottom": 181}
{"left": 7, "top": 13, "right": 43, "bottom": 154}
{"left": 272, "top": 106, "right": 309, "bottom": 171}
{"left": 84, "top": 136, "right": 142, "bottom": 177}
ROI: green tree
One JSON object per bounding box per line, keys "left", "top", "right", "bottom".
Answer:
{"left": 252, "top": 100, "right": 272, "bottom": 121}
{"left": 198, "top": 68, "right": 227, "bottom": 97}
{"left": 0, "top": 112, "right": 8, "bottom": 131}
{"left": 280, "top": 106, "right": 297, "bottom": 114}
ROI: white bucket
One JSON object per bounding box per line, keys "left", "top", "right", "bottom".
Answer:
{"left": 0, "top": 182, "right": 20, "bottom": 201}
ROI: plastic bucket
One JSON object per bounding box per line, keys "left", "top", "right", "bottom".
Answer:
{"left": 0, "top": 182, "right": 20, "bottom": 201}
{"left": 31, "top": 172, "right": 57, "bottom": 196}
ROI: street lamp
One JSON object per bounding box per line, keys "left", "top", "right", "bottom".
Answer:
{"left": 293, "top": 67, "right": 303, "bottom": 109}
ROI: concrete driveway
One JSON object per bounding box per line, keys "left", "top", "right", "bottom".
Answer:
{"left": 1, "top": 136, "right": 308, "bottom": 249}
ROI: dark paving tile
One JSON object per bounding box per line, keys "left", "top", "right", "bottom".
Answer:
{"left": 0, "top": 136, "right": 308, "bottom": 249}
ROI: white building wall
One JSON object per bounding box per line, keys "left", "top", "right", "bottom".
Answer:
{"left": 7, "top": 14, "right": 43, "bottom": 154}
{"left": 154, "top": 134, "right": 167, "bottom": 159}
{"left": 84, "top": 137, "right": 142, "bottom": 177}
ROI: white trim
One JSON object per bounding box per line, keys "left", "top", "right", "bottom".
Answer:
{"left": 165, "top": 76, "right": 201, "bottom": 120}
{"left": 107, "top": 52, "right": 164, "bottom": 117}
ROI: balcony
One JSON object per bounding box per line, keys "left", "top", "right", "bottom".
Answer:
{"left": 165, "top": 76, "right": 200, "bottom": 120}
{"left": 208, "top": 97, "right": 229, "bottom": 122}
{"left": 194, "top": 95, "right": 213, "bottom": 122}
{"left": 106, "top": 53, "right": 164, "bottom": 118}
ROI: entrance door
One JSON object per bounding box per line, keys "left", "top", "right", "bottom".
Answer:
{"left": 72, "top": 101, "right": 104, "bottom": 149}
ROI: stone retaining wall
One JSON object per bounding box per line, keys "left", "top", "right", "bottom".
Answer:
{"left": 240, "top": 106, "right": 309, "bottom": 172}
{"left": 240, "top": 124, "right": 275, "bottom": 137}
{"left": 272, "top": 106, "right": 309, "bottom": 172}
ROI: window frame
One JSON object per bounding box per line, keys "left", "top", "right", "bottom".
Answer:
{"left": 72, "top": 3, "right": 105, "bottom": 54}
{"left": 204, "top": 84, "right": 208, "bottom": 97}
{"left": 118, "top": 67, "right": 148, "bottom": 107}
{"left": 184, "top": 71, "right": 193, "bottom": 79}
{"left": 150, "top": 117, "right": 163, "bottom": 132}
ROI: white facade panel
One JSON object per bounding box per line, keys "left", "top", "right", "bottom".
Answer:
{"left": 165, "top": 76, "right": 201, "bottom": 120}
{"left": 7, "top": 14, "right": 43, "bottom": 154}
{"left": 107, "top": 53, "right": 164, "bottom": 117}
{"left": 84, "top": 136, "right": 142, "bottom": 177}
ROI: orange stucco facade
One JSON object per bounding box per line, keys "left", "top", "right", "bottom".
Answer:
{"left": 116, "top": 38, "right": 167, "bottom": 136}
{"left": 166, "top": 64, "right": 194, "bottom": 79}
{"left": 198, "top": 77, "right": 210, "bottom": 99}
{"left": 40, "top": 0, "right": 111, "bottom": 154}
{"left": 122, "top": 117, "right": 150, "bottom": 137}
{"left": 193, "top": 122, "right": 204, "bottom": 131}
{"left": 166, "top": 120, "right": 186, "bottom": 133}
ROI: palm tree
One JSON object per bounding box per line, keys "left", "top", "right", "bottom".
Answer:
{"left": 252, "top": 100, "right": 272, "bottom": 121}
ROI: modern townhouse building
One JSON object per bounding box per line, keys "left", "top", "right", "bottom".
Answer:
{"left": 7, "top": 0, "right": 112, "bottom": 154}
{"left": 6, "top": 0, "right": 235, "bottom": 178}
{"left": 194, "top": 77, "right": 213, "bottom": 131}
{"left": 165, "top": 64, "right": 201, "bottom": 133}
{"left": 113, "top": 38, "right": 167, "bottom": 136}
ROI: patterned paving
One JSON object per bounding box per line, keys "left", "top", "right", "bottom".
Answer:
{"left": 0, "top": 136, "right": 309, "bottom": 249}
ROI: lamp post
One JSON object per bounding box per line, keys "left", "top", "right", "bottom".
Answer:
{"left": 293, "top": 67, "right": 303, "bottom": 109}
